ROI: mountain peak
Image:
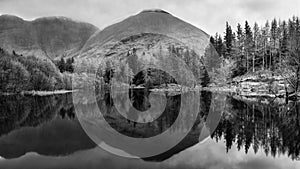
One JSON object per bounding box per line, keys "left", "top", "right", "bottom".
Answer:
{"left": 33, "top": 16, "right": 71, "bottom": 21}
{"left": 0, "top": 14, "right": 24, "bottom": 21}
{"left": 140, "top": 9, "right": 170, "bottom": 15}
{"left": 32, "top": 16, "right": 84, "bottom": 23}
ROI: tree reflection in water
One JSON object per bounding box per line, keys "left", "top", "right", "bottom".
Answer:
{"left": 0, "top": 91, "right": 300, "bottom": 161}
{"left": 211, "top": 96, "right": 300, "bottom": 160}
{"left": 0, "top": 94, "right": 76, "bottom": 137}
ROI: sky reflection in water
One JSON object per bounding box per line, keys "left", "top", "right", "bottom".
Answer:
{"left": 0, "top": 92, "right": 300, "bottom": 169}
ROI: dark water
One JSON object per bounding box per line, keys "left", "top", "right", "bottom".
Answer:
{"left": 0, "top": 91, "right": 300, "bottom": 169}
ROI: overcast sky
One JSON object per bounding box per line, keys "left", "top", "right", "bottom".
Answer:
{"left": 0, "top": 0, "right": 299, "bottom": 35}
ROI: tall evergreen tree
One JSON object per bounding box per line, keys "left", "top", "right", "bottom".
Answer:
{"left": 231, "top": 23, "right": 246, "bottom": 76}
{"left": 253, "top": 22, "right": 260, "bottom": 72}
{"left": 210, "top": 36, "right": 216, "bottom": 45}
{"left": 216, "top": 34, "right": 225, "bottom": 57}
{"left": 57, "top": 58, "right": 66, "bottom": 73}
{"left": 280, "top": 21, "right": 289, "bottom": 54}
{"left": 236, "top": 23, "right": 244, "bottom": 57}
{"left": 224, "top": 22, "right": 234, "bottom": 59}
{"left": 244, "top": 21, "right": 254, "bottom": 72}
{"left": 261, "top": 21, "right": 270, "bottom": 70}
{"left": 279, "top": 21, "right": 289, "bottom": 66}
{"left": 271, "top": 18, "right": 278, "bottom": 69}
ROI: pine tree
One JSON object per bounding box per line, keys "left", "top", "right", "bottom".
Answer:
{"left": 261, "top": 21, "right": 270, "bottom": 70}
{"left": 236, "top": 23, "right": 244, "bottom": 58}
{"left": 253, "top": 22, "right": 260, "bottom": 72}
{"left": 66, "top": 58, "right": 74, "bottom": 73}
{"left": 232, "top": 23, "right": 246, "bottom": 76}
{"left": 231, "top": 32, "right": 238, "bottom": 56}
{"left": 210, "top": 36, "right": 215, "bottom": 45}
{"left": 270, "top": 18, "right": 278, "bottom": 69}
{"left": 280, "top": 21, "right": 289, "bottom": 56}
{"left": 244, "top": 21, "right": 254, "bottom": 72}
{"left": 216, "top": 34, "right": 225, "bottom": 57}
{"left": 58, "top": 58, "right": 66, "bottom": 73}
{"left": 276, "top": 19, "right": 283, "bottom": 66}
{"left": 199, "top": 65, "right": 210, "bottom": 87}
{"left": 287, "top": 16, "right": 300, "bottom": 93}
{"left": 224, "top": 22, "right": 234, "bottom": 59}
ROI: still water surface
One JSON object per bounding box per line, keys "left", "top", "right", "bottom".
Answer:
{"left": 0, "top": 91, "right": 300, "bottom": 169}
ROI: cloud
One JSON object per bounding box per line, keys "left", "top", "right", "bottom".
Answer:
{"left": 1, "top": 138, "right": 300, "bottom": 169}
{"left": 0, "top": 0, "right": 299, "bottom": 36}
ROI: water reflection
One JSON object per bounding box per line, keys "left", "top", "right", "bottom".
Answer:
{"left": 99, "top": 90, "right": 181, "bottom": 138}
{"left": 0, "top": 94, "right": 95, "bottom": 159}
{"left": 74, "top": 89, "right": 209, "bottom": 158}
{"left": 212, "top": 96, "right": 300, "bottom": 160}
{"left": 0, "top": 91, "right": 299, "bottom": 169}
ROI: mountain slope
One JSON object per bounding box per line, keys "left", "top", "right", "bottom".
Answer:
{"left": 82, "top": 9, "right": 210, "bottom": 57}
{"left": 78, "top": 9, "right": 220, "bottom": 85}
{"left": 0, "top": 14, "right": 98, "bottom": 59}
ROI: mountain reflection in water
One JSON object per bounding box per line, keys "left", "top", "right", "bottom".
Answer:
{"left": 0, "top": 91, "right": 300, "bottom": 169}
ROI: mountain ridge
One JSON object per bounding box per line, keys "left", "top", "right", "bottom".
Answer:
{"left": 0, "top": 14, "right": 99, "bottom": 59}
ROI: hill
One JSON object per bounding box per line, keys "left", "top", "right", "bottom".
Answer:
{"left": 0, "top": 14, "right": 98, "bottom": 59}
{"left": 78, "top": 9, "right": 220, "bottom": 86}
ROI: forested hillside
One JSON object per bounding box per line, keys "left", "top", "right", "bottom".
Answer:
{"left": 0, "top": 48, "right": 72, "bottom": 93}
{"left": 76, "top": 10, "right": 219, "bottom": 89}
{"left": 210, "top": 16, "right": 300, "bottom": 96}
{"left": 1, "top": 12, "right": 299, "bottom": 95}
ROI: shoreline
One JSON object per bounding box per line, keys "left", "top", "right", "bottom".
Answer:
{"left": 1, "top": 86, "right": 299, "bottom": 100}
{"left": 0, "top": 90, "right": 76, "bottom": 96}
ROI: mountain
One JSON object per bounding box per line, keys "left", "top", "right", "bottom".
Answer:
{"left": 78, "top": 9, "right": 220, "bottom": 85}
{"left": 82, "top": 9, "right": 209, "bottom": 56}
{"left": 0, "top": 14, "right": 98, "bottom": 59}
{"left": 0, "top": 10, "right": 220, "bottom": 88}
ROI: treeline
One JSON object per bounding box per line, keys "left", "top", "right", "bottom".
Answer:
{"left": 55, "top": 57, "right": 74, "bottom": 73}
{"left": 211, "top": 16, "right": 300, "bottom": 85}
{"left": 0, "top": 48, "right": 72, "bottom": 93}
{"left": 82, "top": 45, "right": 210, "bottom": 88}
{"left": 166, "top": 45, "right": 210, "bottom": 87}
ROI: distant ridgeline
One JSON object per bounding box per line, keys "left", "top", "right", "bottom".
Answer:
{"left": 0, "top": 48, "right": 74, "bottom": 93}
{"left": 0, "top": 14, "right": 98, "bottom": 59}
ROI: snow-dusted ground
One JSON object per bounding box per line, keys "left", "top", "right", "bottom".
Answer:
{"left": 21, "top": 90, "right": 75, "bottom": 96}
